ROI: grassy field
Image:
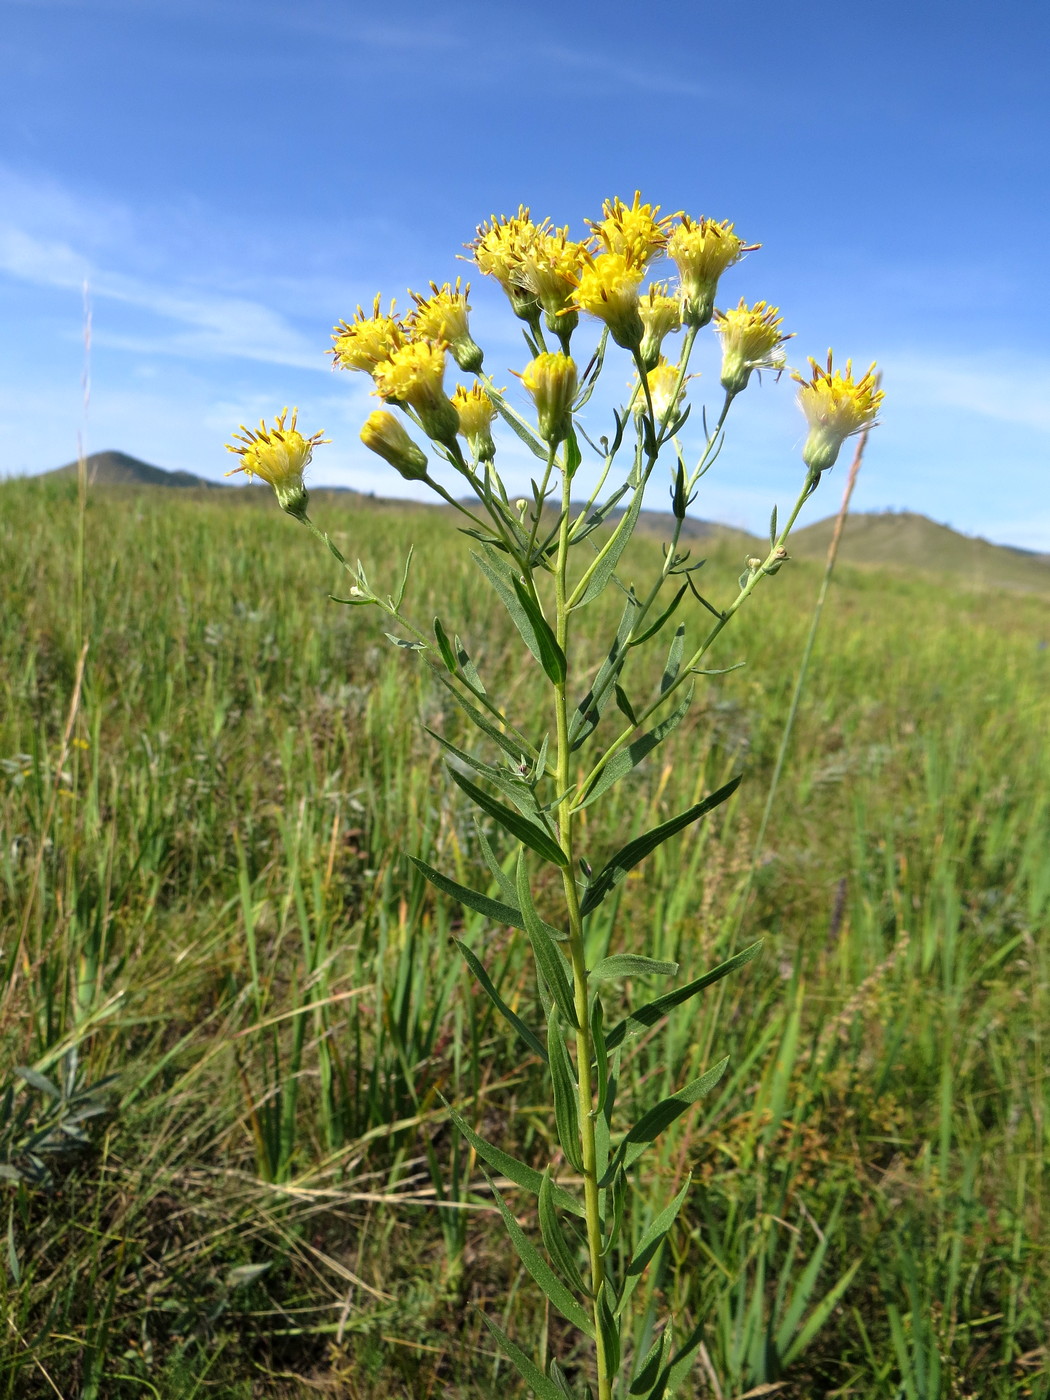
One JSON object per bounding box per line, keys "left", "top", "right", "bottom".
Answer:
{"left": 1, "top": 475, "right": 1047, "bottom": 1399}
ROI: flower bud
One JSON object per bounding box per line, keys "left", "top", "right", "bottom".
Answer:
{"left": 634, "top": 358, "right": 689, "bottom": 424}
{"left": 372, "top": 341, "right": 460, "bottom": 447}
{"left": 793, "top": 352, "right": 883, "bottom": 476}
{"left": 360, "top": 410, "right": 429, "bottom": 481}
{"left": 451, "top": 383, "right": 498, "bottom": 461}
{"left": 408, "top": 279, "right": 483, "bottom": 373}
{"left": 570, "top": 251, "right": 644, "bottom": 351}
{"left": 520, "top": 352, "right": 578, "bottom": 446}
{"left": 225, "top": 407, "right": 327, "bottom": 522}
{"left": 714, "top": 300, "right": 793, "bottom": 396}
{"left": 666, "top": 216, "right": 758, "bottom": 329}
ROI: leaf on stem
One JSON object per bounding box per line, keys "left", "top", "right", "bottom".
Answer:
{"left": 538, "top": 1169, "right": 589, "bottom": 1296}
{"left": 516, "top": 855, "right": 578, "bottom": 1024}
{"left": 548, "top": 1014, "right": 584, "bottom": 1172}
{"left": 617, "top": 1177, "right": 692, "bottom": 1316}
{"left": 449, "top": 767, "right": 568, "bottom": 867}
{"left": 433, "top": 672, "right": 533, "bottom": 763}
{"left": 443, "top": 1100, "right": 583, "bottom": 1216}
{"left": 453, "top": 939, "right": 548, "bottom": 1064}
{"left": 601, "top": 1058, "right": 729, "bottom": 1185}
{"left": 589, "top": 955, "right": 679, "bottom": 982}
{"left": 478, "top": 1313, "right": 569, "bottom": 1400}
{"left": 574, "top": 690, "right": 693, "bottom": 810}
{"left": 484, "top": 1171, "right": 594, "bottom": 1336}
{"left": 579, "top": 775, "right": 742, "bottom": 917}
{"left": 472, "top": 549, "right": 566, "bottom": 683}
{"left": 660, "top": 624, "right": 685, "bottom": 693}
{"left": 432, "top": 617, "right": 457, "bottom": 674}
{"left": 604, "top": 938, "right": 763, "bottom": 1050}
{"left": 571, "top": 484, "right": 645, "bottom": 610}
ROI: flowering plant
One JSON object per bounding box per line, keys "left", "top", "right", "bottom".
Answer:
{"left": 228, "top": 194, "right": 882, "bottom": 1400}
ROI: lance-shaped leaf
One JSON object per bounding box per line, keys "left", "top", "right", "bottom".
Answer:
{"left": 660, "top": 624, "right": 685, "bottom": 692}
{"left": 628, "top": 1324, "right": 673, "bottom": 1397}
{"left": 580, "top": 775, "right": 742, "bottom": 917}
{"left": 630, "top": 583, "right": 688, "bottom": 649}
{"left": 548, "top": 1015, "right": 584, "bottom": 1172}
{"left": 444, "top": 1101, "right": 583, "bottom": 1217}
{"left": 432, "top": 617, "right": 457, "bottom": 674}
{"left": 570, "top": 483, "right": 645, "bottom": 610}
{"left": 517, "top": 855, "right": 577, "bottom": 1024}
{"left": 450, "top": 767, "right": 568, "bottom": 867}
{"left": 538, "top": 1169, "right": 588, "bottom": 1296}
{"left": 472, "top": 549, "right": 566, "bottom": 683}
{"left": 479, "top": 1313, "right": 567, "bottom": 1400}
{"left": 605, "top": 939, "right": 763, "bottom": 1050}
{"left": 434, "top": 670, "right": 536, "bottom": 763}
{"left": 596, "top": 1282, "right": 621, "bottom": 1380}
{"left": 574, "top": 691, "right": 693, "bottom": 811}
{"left": 409, "top": 856, "right": 521, "bottom": 928}
{"left": 589, "top": 955, "right": 679, "bottom": 983}
{"left": 647, "top": 1316, "right": 706, "bottom": 1400}
{"left": 568, "top": 597, "right": 638, "bottom": 747}
{"left": 453, "top": 939, "right": 548, "bottom": 1064}
{"left": 600, "top": 1057, "right": 729, "bottom": 1185}
{"left": 616, "top": 1177, "right": 692, "bottom": 1316}
{"left": 428, "top": 729, "right": 545, "bottom": 824}
{"left": 484, "top": 1171, "right": 594, "bottom": 1336}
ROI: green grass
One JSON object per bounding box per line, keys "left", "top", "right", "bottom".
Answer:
{"left": 1, "top": 476, "right": 1047, "bottom": 1398}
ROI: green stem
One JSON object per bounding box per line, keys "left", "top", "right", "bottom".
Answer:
{"left": 553, "top": 464, "right": 611, "bottom": 1398}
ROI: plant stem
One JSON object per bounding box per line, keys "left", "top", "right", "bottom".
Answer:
{"left": 553, "top": 460, "right": 611, "bottom": 1398}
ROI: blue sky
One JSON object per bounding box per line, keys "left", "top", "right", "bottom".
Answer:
{"left": 2, "top": 0, "right": 1048, "bottom": 547}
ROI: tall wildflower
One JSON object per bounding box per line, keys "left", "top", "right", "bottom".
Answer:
{"left": 468, "top": 207, "right": 542, "bottom": 324}
{"left": 587, "top": 191, "right": 671, "bottom": 269}
{"left": 714, "top": 300, "right": 793, "bottom": 396}
{"left": 407, "top": 279, "right": 483, "bottom": 373}
{"left": 331, "top": 296, "right": 403, "bottom": 373}
{"left": 372, "top": 341, "right": 460, "bottom": 447}
{"left": 666, "top": 216, "right": 757, "bottom": 328}
{"left": 794, "top": 352, "right": 883, "bottom": 475}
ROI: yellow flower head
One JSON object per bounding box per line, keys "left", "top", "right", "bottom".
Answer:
{"left": 225, "top": 407, "right": 327, "bottom": 520}
{"left": 635, "top": 358, "right": 690, "bottom": 424}
{"left": 372, "top": 341, "right": 460, "bottom": 446}
{"left": 516, "top": 223, "right": 589, "bottom": 328}
{"left": 331, "top": 296, "right": 404, "bottom": 373}
{"left": 407, "top": 278, "right": 483, "bottom": 373}
{"left": 468, "top": 207, "right": 542, "bottom": 321}
{"left": 638, "top": 281, "right": 682, "bottom": 370}
{"left": 665, "top": 217, "right": 759, "bottom": 328}
{"left": 570, "top": 251, "right": 644, "bottom": 351}
{"left": 793, "top": 351, "right": 884, "bottom": 475}
{"left": 360, "top": 410, "right": 429, "bottom": 482}
{"left": 714, "top": 300, "right": 794, "bottom": 395}
{"left": 519, "top": 352, "right": 578, "bottom": 445}
{"left": 451, "top": 382, "right": 498, "bottom": 461}
{"left": 587, "top": 192, "right": 672, "bottom": 269}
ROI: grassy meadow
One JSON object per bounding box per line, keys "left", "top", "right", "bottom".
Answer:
{"left": 1, "top": 475, "right": 1047, "bottom": 1398}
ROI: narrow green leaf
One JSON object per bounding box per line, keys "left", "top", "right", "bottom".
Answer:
{"left": 568, "top": 598, "right": 637, "bottom": 747}
{"left": 538, "top": 1169, "right": 588, "bottom": 1296}
{"left": 479, "top": 1313, "right": 567, "bottom": 1400}
{"left": 589, "top": 955, "right": 679, "bottom": 983}
{"left": 434, "top": 671, "right": 533, "bottom": 762}
{"left": 485, "top": 1172, "right": 594, "bottom": 1336}
{"left": 597, "top": 1283, "right": 621, "bottom": 1379}
{"left": 472, "top": 549, "right": 556, "bottom": 677}
{"left": 660, "top": 1316, "right": 706, "bottom": 1399}
{"left": 444, "top": 1101, "right": 583, "bottom": 1216}
{"left": 580, "top": 775, "right": 742, "bottom": 917}
{"left": 613, "top": 684, "right": 638, "bottom": 726}
{"left": 517, "top": 855, "right": 577, "bottom": 1024}
{"left": 617, "top": 1177, "right": 691, "bottom": 1315}
{"left": 548, "top": 1016, "right": 584, "bottom": 1172}
{"left": 13, "top": 1068, "right": 59, "bottom": 1099}
{"left": 433, "top": 617, "right": 457, "bottom": 673}
{"left": 592, "top": 995, "right": 609, "bottom": 1114}
{"left": 427, "top": 729, "right": 544, "bottom": 823}
{"left": 409, "top": 856, "right": 521, "bottom": 928}
{"left": 575, "top": 692, "right": 693, "bottom": 810}
{"left": 601, "top": 1059, "right": 729, "bottom": 1185}
{"left": 450, "top": 767, "right": 568, "bottom": 867}
{"left": 453, "top": 940, "right": 548, "bottom": 1064}
{"left": 475, "top": 823, "right": 518, "bottom": 904}
{"left": 384, "top": 633, "right": 426, "bottom": 651}
{"left": 769, "top": 503, "right": 779, "bottom": 546}
{"left": 453, "top": 634, "right": 486, "bottom": 693}
{"left": 571, "top": 482, "right": 645, "bottom": 609}
{"left": 660, "top": 624, "right": 685, "bottom": 692}
{"left": 630, "top": 584, "right": 687, "bottom": 648}
{"left": 605, "top": 940, "right": 763, "bottom": 1050}
{"left": 512, "top": 575, "right": 567, "bottom": 683}
{"left": 628, "top": 1326, "right": 671, "bottom": 1397}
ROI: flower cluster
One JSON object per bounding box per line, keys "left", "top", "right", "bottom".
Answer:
{"left": 229, "top": 192, "right": 882, "bottom": 518}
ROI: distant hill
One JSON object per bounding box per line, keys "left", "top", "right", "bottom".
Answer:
{"left": 41, "top": 450, "right": 223, "bottom": 490}
{"left": 790, "top": 510, "right": 1050, "bottom": 596}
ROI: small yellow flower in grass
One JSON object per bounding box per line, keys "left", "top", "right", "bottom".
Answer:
{"left": 468, "top": 207, "right": 542, "bottom": 323}
{"left": 372, "top": 341, "right": 460, "bottom": 446}
{"left": 516, "top": 224, "right": 589, "bottom": 335}
{"left": 587, "top": 192, "right": 672, "bottom": 269}
{"left": 331, "top": 295, "right": 403, "bottom": 373}
{"left": 666, "top": 216, "right": 758, "bottom": 328}
{"left": 793, "top": 351, "right": 883, "bottom": 475}
{"left": 634, "top": 358, "right": 689, "bottom": 424}
{"left": 519, "top": 352, "right": 578, "bottom": 446}
{"left": 714, "top": 300, "right": 794, "bottom": 396}
{"left": 638, "top": 282, "right": 682, "bottom": 370}
{"left": 407, "top": 278, "right": 483, "bottom": 373}
{"left": 451, "top": 383, "right": 498, "bottom": 461}
{"left": 570, "top": 251, "right": 644, "bottom": 351}
{"left": 360, "top": 410, "right": 429, "bottom": 482}
{"left": 225, "top": 407, "right": 327, "bottom": 521}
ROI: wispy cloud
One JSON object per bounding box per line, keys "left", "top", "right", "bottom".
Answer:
{"left": 886, "top": 351, "right": 1050, "bottom": 435}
